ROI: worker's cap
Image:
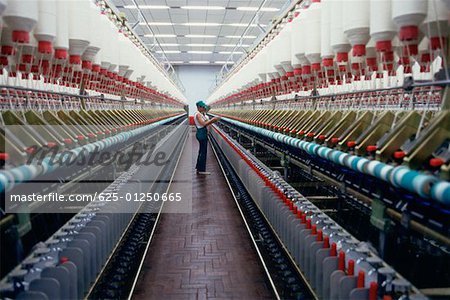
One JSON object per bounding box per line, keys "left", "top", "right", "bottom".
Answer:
{"left": 196, "top": 100, "right": 208, "bottom": 108}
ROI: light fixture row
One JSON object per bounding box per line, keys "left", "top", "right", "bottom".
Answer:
{"left": 139, "top": 22, "right": 266, "bottom": 28}
{"left": 167, "top": 61, "right": 235, "bottom": 64}
{"left": 149, "top": 43, "right": 250, "bottom": 48}
{"left": 123, "top": 5, "right": 279, "bottom": 12}
{"left": 155, "top": 50, "right": 244, "bottom": 54}
{"left": 143, "top": 34, "right": 256, "bottom": 39}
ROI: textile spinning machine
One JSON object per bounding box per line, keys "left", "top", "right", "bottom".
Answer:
{"left": 0, "top": 0, "right": 188, "bottom": 299}
{"left": 206, "top": 0, "right": 450, "bottom": 299}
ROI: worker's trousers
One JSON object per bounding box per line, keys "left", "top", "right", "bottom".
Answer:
{"left": 196, "top": 128, "right": 208, "bottom": 172}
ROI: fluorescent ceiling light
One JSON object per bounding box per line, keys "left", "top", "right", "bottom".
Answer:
{"left": 236, "top": 7, "right": 279, "bottom": 12}
{"left": 185, "top": 34, "right": 216, "bottom": 38}
{"left": 156, "top": 50, "right": 181, "bottom": 54}
{"left": 219, "top": 51, "right": 243, "bottom": 54}
{"left": 220, "top": 44, "right": 250, "bottom": 47}
{"left": 181, "top": 6, "right": 225, "bottom": 10}
{"left": 153, "top": 34, "right": 177, "bottom": 38}
{"left": 141, "top": 22, "right": 173, "bottom": 26}
{"left": 214, "top": 61, "right": 235, "bottom": 64}
{"left": 186, "top": 44, "right": 215, "bottom": 47}
{"left": 226, "top": 23, "right": 259, "bottom": 27}
{"left": 188, "top": 51, "right": 213, "bottom": 54}
{"left": 189, "top": 61, "right": 210, "bottom": 64}
{"left": 169, "top": 61, "right": 185, "bottom": 64}
{"left": 225, "top": 35, "right": 257, "bottom": 39}
{"left": 183, "top": 22, "right": 221, "bottom": 27}
{"left": 159, "top": 43, "right": 180, "bottom": 46}
{"left": 124, "top": 5, "right": 169, "bottom": 9}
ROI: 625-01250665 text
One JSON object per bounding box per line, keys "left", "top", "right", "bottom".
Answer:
{"left": 9, "top": 192, "right": 183, "bottom": 202}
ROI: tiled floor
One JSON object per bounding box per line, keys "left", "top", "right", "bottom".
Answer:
{"left": 132, "top": 129, "right": 273, "bottom": 300}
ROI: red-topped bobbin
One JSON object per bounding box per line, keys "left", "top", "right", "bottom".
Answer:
{"left": 60, "top": 256, "right": 70, "bottom": 264}
{"left": 317, "top": 230, "right": 323, "bottom": 241}
{"left": 1, "top": 45, "right": 15, "bottom": 56}
{"left": 336, "top": 52, "right": 348, "bottom": 63}
{"left": 347, "top": 259, "right": 355, "bottom": 276}
{"left": 12, "top": 31, "right": 30, "bottom": 43}
{"left": 92, "top": 65, "right": 101, "bottom": 73}
{"left": 46, "top": 142, "right": 57, "bottom": 148}
{"left": 0, "top": 153, "right": 10, "bottom": 161}
{"left": 429, "top": 158, "right": 444, "bottom": 168}
{"left": 322, "top": 58, "right": 334, "bottom": 68}
{"left": 430, "top": 37, "right": 447, "bottom": 50}
{"left": 302, "top": 65, "right": 311, "bottom": 75}
{"left": 338, "top": 251, "right": 345, "bottom": 271}
{"left": 376, "top": 40, "right": 392, "bottom": 52}
{"left": 353, "top": 45, "right": 366, "bottom": 57}
{"left": 393, "top": 151, "right": 406, "bottom": 160}
{"left": 311, "top": 63, "right": 321, "bottom": 72}
{"left": 399, "top": 25, "right": 419, "bottom": 41}
{"left": 366, "top": 57, "right": 377, "bottom": 69}
{"left": 306, "top": 218, "right": 312, "bottom": 229}
{"left": 357, "top": 271, "right": 365, "bottom": 288}
{"left": 22, "top": 55, "right": 33, "bottom": 64}
{"left": 330, "top": 242, "right": 337, "bottom": 256}
{"left": 369, "top": 282, "right": 378, "bottom": 300}
{"left": 0, "top": 56, "right": 8, "bottom": 66}
{"left": 347, "top": 141, "right": 357, "bottom": 148}
{"left": 366, "top": 145, "right": 377, "bottom": 152}
{"left": 55, "top": 49, "right": 68, "bottom": 60}
{"left": 402, "top": 45, "right": 418, "bottom": 57}
{"left": 69, "top": 55, "right": 81, "bottom": 65}
{"left": 38, "top": 41, "right": 53, "bottom": 54}
{"left": 82, "top": 60, "right": 92, "bottom": 70}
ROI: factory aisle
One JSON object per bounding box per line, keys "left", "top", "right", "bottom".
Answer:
{"left": 132, "top": 129, "right": 273, "bottom": 300}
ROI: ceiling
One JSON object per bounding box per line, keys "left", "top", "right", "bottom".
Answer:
{"left": 110, "top": 0, "right": 290, "bottom": 66}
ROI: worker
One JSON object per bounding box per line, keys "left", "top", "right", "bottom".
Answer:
{"left": 194, "top": 100, "right": 220, "bottom": 175}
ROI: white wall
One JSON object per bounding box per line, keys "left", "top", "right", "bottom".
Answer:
{"left": 175, "top": 65, "right": 221, "bottom": 115}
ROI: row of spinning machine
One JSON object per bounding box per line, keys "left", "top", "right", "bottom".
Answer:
{"left": 208, "top": 0, "right": 450, "bottom": 299}
{"left": 0, "top": 0, "right": 188, "bottom": 299}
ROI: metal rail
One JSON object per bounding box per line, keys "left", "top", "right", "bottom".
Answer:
{"left": 0, "top": 85, "right": 181, "bottom": 110}
{"left": 213, "top": 82, "right": 445, "bottom": 110}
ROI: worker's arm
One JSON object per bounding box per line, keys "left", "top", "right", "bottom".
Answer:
{"left": 195, "top": 114, "right": 221, "bottom": 127}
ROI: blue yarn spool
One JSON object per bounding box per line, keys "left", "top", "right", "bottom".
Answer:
{"left": 331, "top": 150, "right": 341, "bottom": 164}
{"left": 391, "top": 166, "right": 437, "bottom": 197}
{"left": 307, "top": 143, "right": 320, "bottom": 156}
{"left": 356, "top": 158, "right": 370, "bottom": 173}
{"left": 222, "top": 117, "right": 450, "bottom": 203}
{"left": 431, "top": 181, "right": 450, "bottom": 205}
{"left": 0, "top": 173, "right": 8, "bottom": 192}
